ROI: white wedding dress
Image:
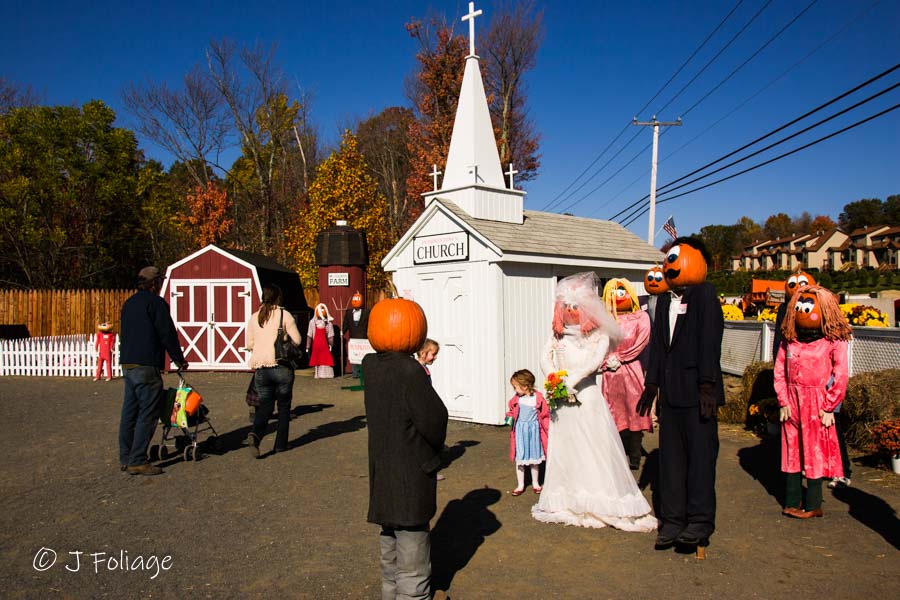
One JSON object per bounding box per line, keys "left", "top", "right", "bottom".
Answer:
{"left": 532, "top": 326, "right": 657, "bottom": 531}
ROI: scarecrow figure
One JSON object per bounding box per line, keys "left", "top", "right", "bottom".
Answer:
{"left": 601, "top": 278, "right": 652, "bottom": 470}
{"left": 637, "top": 236, "right": 724, "bottom": 554}
{"left": 342, "top": 291, "right": 370, "bottom": 378}
{"left": 775, "top": 285, "right": 851, "bottom": 519}
{"left": 307, "top": 303, "right": 335, "bottom": 379}
{"left": 94, "top": 322, "right": 116, "bottom": 381}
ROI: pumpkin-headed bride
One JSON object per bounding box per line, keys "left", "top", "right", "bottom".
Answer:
{"left": 533, "top": 271, "right": 656, "bottom": 532}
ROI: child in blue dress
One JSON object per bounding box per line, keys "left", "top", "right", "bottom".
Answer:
{"left": 506, "top": 369, "right": 551, "bottom": 496}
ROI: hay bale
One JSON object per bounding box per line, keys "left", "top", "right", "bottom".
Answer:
{"left": 719, "top": 374, "right": 746, "bottom": 424}
{"left": 842, "top": 368, "right": 900, "bottom": 451}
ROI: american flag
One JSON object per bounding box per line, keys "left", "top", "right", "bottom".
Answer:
{"left": 663, "top": 216, "right": 678, "bottom": 239}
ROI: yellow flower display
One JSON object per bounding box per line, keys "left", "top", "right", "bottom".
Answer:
{"left": 721, "top": 304, "right": 744, "bottom": 321}
{"left": 756, "top": 308, "right": 777, "bottom": 323}
{"left": 839, "top": 303, "right": 889, "bottom": 327}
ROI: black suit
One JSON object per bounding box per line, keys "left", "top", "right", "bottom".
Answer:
{"left": 364, "top": 351, "right": 448, "bottom": 528}
{"left": 645, "top": 282, "right": 724, "bottom": 540}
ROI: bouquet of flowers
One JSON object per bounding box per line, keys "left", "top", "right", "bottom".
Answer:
{"left": 871, "top": 419, "right": 900, "bottom": 458}
{"left": 544, "top": 370, "right": 575, "bottom": 410}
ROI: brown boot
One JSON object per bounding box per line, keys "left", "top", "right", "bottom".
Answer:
{"left": 782, "top": 507, "right": 805, "bottom": 518}
{"left": 126, "top": 464, "right": 164, "bottom": 476}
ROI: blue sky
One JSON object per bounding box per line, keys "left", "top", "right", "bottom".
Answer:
{"left": 4, "top": 0, "right": 899, "bottom": 242}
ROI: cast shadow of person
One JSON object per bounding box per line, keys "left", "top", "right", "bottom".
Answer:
{"left": 208, "top": 403, "right": 334, "bottom": 456}
{"left": 440, "top": 440, "right": 480, "bottom": 469}
{"left": 281, "top": 414, "right": 368, "bottom": 452}
{"left": 637, "top": 448, "right": 661, "bottom": 515}
{"left": 831, "top": 485, "right": 900, "bottom": 550}
{"left": 737, "top": 434, "right": 785, "bottom": 507}
{"left": 431, "top": 487, "right": 502, "bottom": 593}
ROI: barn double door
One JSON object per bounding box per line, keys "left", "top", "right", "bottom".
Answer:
{"left": 169, "top": 279, "right": 253, "bottom": 370}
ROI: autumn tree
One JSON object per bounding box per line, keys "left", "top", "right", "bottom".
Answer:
{"left": 763, "top": 213, "right": 794, "bottom": 240}
{"left": 356, "top": 107, "right": 415, "bottom": 239}
{"left": 208, "top": 40, "right": 319, "bottom": 261}
{"left": 698, "top": 224, "right": 738, "bottom": 271}
{"left": 808, "top": 214, "right": 837, "bottom": 234}
{"left": 883, "top": 194, "right": 900, "bottom": 224}
{"left": 121, "top": 65, "right": 229, "bottom": 188}
{"left": 405, "top": 17, "right": 468, "bottom": 210}
{"left": 183, "top": 181, "right": 233, "bottom": 247}
{"left": 136, "top": 160, "right": 191, "bottom": 267}
{"left": 0, "top": 77, "right": 40, "bottom": 114}
{"left": 483, "top": 0, "right": 542, "bottom": 182}
{"left": 285, "top": 132, "right": 391, "bottom": 290}
{"left": 734, "top": 216, "right": 763, "bottom": 248}
{"left": 0, "top": 101, "right": 143, "bottom": 288}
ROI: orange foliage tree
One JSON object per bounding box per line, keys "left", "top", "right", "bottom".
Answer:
{"left": 183, "top": 181, "right": 233, "bottom": 247}
{"left": 285, "top": 132, "right": 391, "bottom": 290}
{"left": 405, "top": 18, "right": 467, "bottom": 216}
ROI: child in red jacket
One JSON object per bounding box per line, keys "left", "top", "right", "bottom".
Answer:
{"left": 94, "top": 322, "right": 116, "bottom": 381}
{"left": 506, "top": 369, "right": 550, "bottom": 496}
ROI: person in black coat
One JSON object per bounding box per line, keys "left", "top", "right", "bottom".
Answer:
{"left": 343, "top": 296, "right": 370, "bottom": 378}
{"left": 637, "top": 237, "right": 725, "bottom": 550}
{"left": 363, "top": 349, "right": 448, "bottom": 599}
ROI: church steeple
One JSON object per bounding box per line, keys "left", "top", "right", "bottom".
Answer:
{"left": 424, "top": 1, "right": 525, "bottom": 225}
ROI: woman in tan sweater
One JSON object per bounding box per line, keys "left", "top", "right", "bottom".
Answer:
{"left": 245, "top": 284, "right": 302, "bottom": 457}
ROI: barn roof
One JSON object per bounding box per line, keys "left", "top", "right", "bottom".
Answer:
{"left": 218, "top": 247, "right": 296, "bottom": 273}
{"left": 440, "top": 200, "right": 663, "bottom": 263}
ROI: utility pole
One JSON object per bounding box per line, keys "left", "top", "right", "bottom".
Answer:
{"left": 633, "top": 116, "right": 682, "bottom": 244}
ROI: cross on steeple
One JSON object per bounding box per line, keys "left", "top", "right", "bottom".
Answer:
{"left": 468, "top": 164, "right": 480, "bottom": 184}
{"left": 505, "top": 163, "right": 518, "bottom": 190}
{"left": 461, "top": 1, "right": 483, "bottom": 57}
{"left": 430, "top": 164, "right": 442, "bottom": 191}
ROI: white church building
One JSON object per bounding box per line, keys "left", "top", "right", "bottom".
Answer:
{"left": 382, "top": 2, "right": 662, "bottom": 424}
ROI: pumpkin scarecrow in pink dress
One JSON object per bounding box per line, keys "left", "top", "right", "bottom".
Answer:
{"left": 601, "top": 278, "right": 652, "bottom": 470}
{"left": 307, "top": 303, "right": 335, "bottom": 379}
{"left": 774, "top": 285, "right": 851, "bottom": 519}
{"left": 94, "top": 322, "right": 116, "bottom": 381}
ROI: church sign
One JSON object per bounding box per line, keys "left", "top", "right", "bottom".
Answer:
{"left": 413, "top": 232, "right": 469, "bottom": 264}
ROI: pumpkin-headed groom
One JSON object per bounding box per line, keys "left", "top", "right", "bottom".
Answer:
{"left": 637, "top": 236, "right": 725, "bottom": 552}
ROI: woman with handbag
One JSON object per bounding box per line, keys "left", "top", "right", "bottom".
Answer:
{"left": 245, "top": 284, "right": 302, "bottom": 457}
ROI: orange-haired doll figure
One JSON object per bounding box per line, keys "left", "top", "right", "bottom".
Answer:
{"left": 775, "top": 285, "right": 851, "bottom": 519}
{"left": 94, "top": 322, "right": 116, "bottom": 381}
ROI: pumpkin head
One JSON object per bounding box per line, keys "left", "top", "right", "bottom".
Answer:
{"left": 784, "top": 271, "right": 816, "bottom": 299}
{"left": 664, "top": 237, "right": 709, "bottom": 288}
{"left": 645, "top": 266, "right": 669, "bottom": 295}
{"left": 793, "top": 290, "right": 823, "bottom": 330}
{"left": 602, "top": 278, "right": 639, "bottom": 315}
{"left": 351, "top": 291, "right": 364, "bottom": 309}
{"left": 367, "top": 296, "right": 428, "bottom": 353}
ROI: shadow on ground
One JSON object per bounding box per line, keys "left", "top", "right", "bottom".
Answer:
{"left": 431, "top": 487, "right": 502, "bottom": 593}
{"left": 737, "top": 434, "right": 784, "bottom": 508}
{"left": 637, "top": 448, "right": 661, "bottom": 515}
{"left": 832, "top": 484, "right": 900, "bottom": 550}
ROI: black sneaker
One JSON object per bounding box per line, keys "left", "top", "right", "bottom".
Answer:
{"left": 247, "top": 433, "right": 260, "bottom": 458}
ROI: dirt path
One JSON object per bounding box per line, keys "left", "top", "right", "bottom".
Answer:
{"left": 0, "top": 372, "right": 897, "bottom": 599}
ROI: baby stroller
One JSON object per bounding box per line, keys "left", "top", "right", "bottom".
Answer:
{"left": 148, "top": 373, "right": 218, "bottom": 463}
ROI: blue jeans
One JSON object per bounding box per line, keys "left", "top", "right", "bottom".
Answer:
{"left": 379, "top": 525, "right": 431, "bottom": 600}
{"left": 119, "top": 366, "right": 164, "bottom": 466}
{"left": 252, "top": 366, "right": 295, "bottom": 451}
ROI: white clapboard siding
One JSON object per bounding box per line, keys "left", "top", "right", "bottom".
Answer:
{"left": 0, "top": 334, "right": 122, "bottom": 377}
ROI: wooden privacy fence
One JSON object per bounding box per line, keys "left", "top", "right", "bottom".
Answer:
{"left": 0, "top": 289, "right": 135, "bottom": 338}
{"left": 0, "top": 334, "right": 122, "bottom": 377}
{"left": 303, "top": 288, "right": 387, "bottom": 309}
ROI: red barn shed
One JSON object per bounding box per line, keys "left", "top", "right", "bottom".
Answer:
{"left": 161, "top": 245, "right": 311, "bottom": 370}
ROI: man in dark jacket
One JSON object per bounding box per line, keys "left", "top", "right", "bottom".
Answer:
{"left": 638, "top": 237, "right": 724, "bottom": 549}
{"left": 363, "top": 349, "right": 448, "bottom": 600}
{"left": 118, "top": 266, "right": 188, "bottom": 476}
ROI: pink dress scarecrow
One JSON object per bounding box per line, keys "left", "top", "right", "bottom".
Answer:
{"left": 601, "top": 278, "right": 651, "bottom": 470}
{"left": 774, "top": 285, "right": 851, "bottom": 519}
{"left": 306, "top": 303, "right": 335, "bottom": 379}
{"left": 94, "top": 323, "right": 116, "bottom": 381}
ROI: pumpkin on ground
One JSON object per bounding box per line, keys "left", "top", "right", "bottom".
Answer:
{"left": 367, "top": 296, "right": 428, "bottom": 353}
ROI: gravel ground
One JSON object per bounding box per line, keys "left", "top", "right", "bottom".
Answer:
{"left": 0, "top": 371, "right": 897, "bottom": 599}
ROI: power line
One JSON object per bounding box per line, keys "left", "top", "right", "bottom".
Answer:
{"left": 678, "top": 0, "right": 820, "bottom": 119}
{"left": 660, "top": 0, "right": 883, "bottom": 167}
{"left": 541, "top": 0, "right": 745, "bottom": 211}
{"left": 653, "top": 0, "right": 774, "bottom": 116}
{"left": 609, "top": 63, "right": 900, "bottom": 221}
{"left": 620, "top": 102, "right": 900, "bottom": 227}
{"left": 654, "top": 82, "right": 899, "bottom": 200}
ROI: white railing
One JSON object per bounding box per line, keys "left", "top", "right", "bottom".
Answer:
{"left": 722, "top": 322, "right": 900, "bottom": 376}
{"left": 0, "top": 334, "right": 122, "bottom": 377}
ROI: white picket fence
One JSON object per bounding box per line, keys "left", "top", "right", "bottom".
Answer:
{"left": 0, "top": 334, "right": 122, "bottom": 378}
